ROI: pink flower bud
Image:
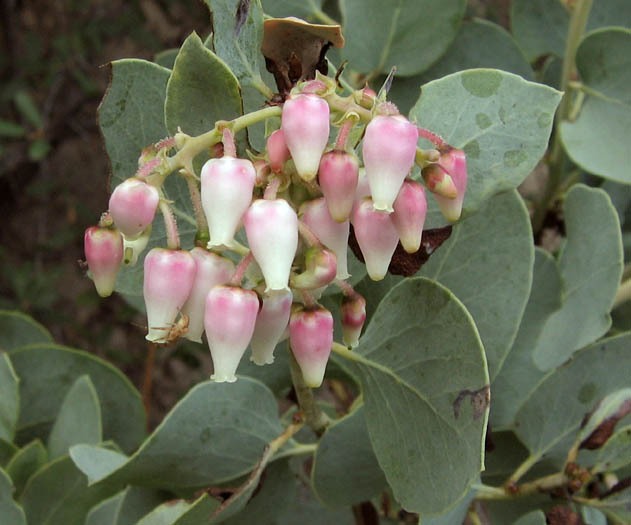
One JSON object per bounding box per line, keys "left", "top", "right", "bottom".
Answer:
{"left": 244, "top": 199, "right": 298, "bottom": 292}
{"left": 250, "top": 289, "right": 292, "bottom": 365}
{"left": 318, "top": 151, "right": 359, "bottom": 222}
{"left": 267, "top": 129, "right": 290, "bottom": 174}
{"left": 421, "top": 164, "right": 458, "bottom": 198}
{"left": 181, "top": 248, "right": 235, "bottom": 343}
{"left": 434, "top": 149, "right": 468, "bottom": 222}
{"left": 341, "top": 294, "right": 366, "bottom": 348}
{"left": 290, "top": 247, "right": 337, "bottom": 290}
{"left": 201, "top": 157, "right": 256, "bottom": 249}
{"left": 289, "top": 307, "right": 333, "bottom": 388}
{"left": 281, "top": 94, "right": 330, "bottom": 181}
{"left": 351, "top": 198, "right": 399, "bottom": 281}
{"left": 392, "top": 180, "right": 427, "bottom": 254}
{"left": 300, "top": 198, "right": 350, "bottom": 280}
{"left": 84, "top": 226, "right": 123, "bottom": 297}
{"left": 122, "top": 226, "right": 152, "bottom": 266}
{"left": 205, "top": 285, "right": 259, "bottom": 382}
{"left": 143, "top": 248, "right": 196, "bottom": 342}
{"left": 109, "top": 178, "right": 160, "bottom": 239}
{"left": 362, "top": 115, "right": 418, "bottom": 212}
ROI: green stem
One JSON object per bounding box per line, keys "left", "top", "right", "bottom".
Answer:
{"left": 533, "top": 0, "right": 593, "bottom": 232}
{"left": 288, "top": 348, "right": 331, "bottom": 436}
{"left": 271, "top": 443, "right": 317, "bottom": 461}
{"left": 475, "top": 472, "right": 568, "bottom": 500}
{"left": 504, "top": 453, "right": 541, "bottom": 487}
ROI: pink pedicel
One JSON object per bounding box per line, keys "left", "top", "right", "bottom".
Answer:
{"left": 392, "top": 180, "right": 427, "bottom": 254}
{"left": 341, "top": 294, "right": 367, "bottom": 348}
{"left": 200, "top": 156, "right": 256, "bottom": 249}
{"left": 181, "top": 248, "right": 235, "bottom": 343}
{"left": 143, "top": 248, "right": 196, "bottom": 342}
{"left": 281, "top": 93, "right": 330, "bottom": 181}
{"left": 318, "top": 150, "right": 360, "bottom": 222}
{"left": 300, "top": 198, "right": 350, "bottom": 280}
{"left": 291, "top": 247, "right": 337, "bottom": 290}
{"left": 250, "top": 289, "right": 293, "bottom": 365}
{"left": 267, "top": 129, "right": 290, "bottom": 174}
{"left": 205, "top": 285, "right": 260, "bottom": 382}
{"left": 434, "top": 148, "right": 468, "bottom": 222}
{"left": 289, "top": 307, "right": 334, "bottom": 388}
{"left": 108, "top": 178, "right": 160, "bottom": 239}
{"left": 244, "top": 199, "right": 298, "bottom": 292}
{"left": 352, "top": 198, "right": 399, "bottom": 281}
{"left": 362, "top": 115, "right": 418, "bottom": 212}
{"left": 84, "top": 226, "right": 124, "bottom": 297}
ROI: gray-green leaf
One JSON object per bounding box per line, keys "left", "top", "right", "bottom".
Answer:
{"left": 0, "top": 467, "right": 26, "bottom": 525}
{"left": 514, "top": 510, "right": 547, "bottom": 525}
{"left": 5, "top": 440, "right": 47, "bottom": 497}
{"left": 591, "top": 424, "right": 631, "bottom": 473}
{"left": 0, "top": 354, "right": 19, "bottom": 442}
{"left": 0, "top": 310, "right": 52, "bottom": 351}
{"left": 532, "top": 185, "right": 623, "bottom": 371}
{"left": 409, "top": 69, "right": 562, "bottom": 227}
{"left": 341, "top": 277, "right": 489, "bottom": 515}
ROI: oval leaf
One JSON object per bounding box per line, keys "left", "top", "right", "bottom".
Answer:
{"left": 0, "top": 467, "right": 26, "bottom": 525}
{"left": 5, "top": 440, "right": 47, "bottom": 497}
{"left": 0, "top": 310, "right": 52, "bottom": 351}
{"left": 0, "top": 354, "right": 19, "bottom": 442}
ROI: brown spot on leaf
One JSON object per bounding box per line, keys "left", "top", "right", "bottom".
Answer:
{"left": 348, "top": 225, "right": 453, "bottom": 277}
{"left": 234, "top": 0, "right": 250, "bottom": 37}
{"left": 600, "top": 476, "right": 631, "bottom": 499}
{"left": 580, "top": 399, "right": 631, "bottom": 450}
{"left": 262, "top": 17, "right": 344, "bottom": 97}
{"left": 453, "top": 385, "right": 490, "bottom": 420}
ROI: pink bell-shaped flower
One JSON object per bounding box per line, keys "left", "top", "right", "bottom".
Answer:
{"left": 267, "top": 129, "right": 290, "bottom": 174}
{"left": 392, "top": 180, "right": 427, "bottom": 254}
{"left": 289, "top": 306, "right": 334, "bottom": 388}
{"left": 244, "top": 199, "right": 298, "bottom": 292}
{"left": 109, "top": 178, "right": 160, "bottom": 239}
{"left": 143, "top": 248, "right": 196, "bottom": 342}
{"left": 84, "top": 226, "right": 123, "bottom": 297}
{"left": 205, "top": 285, "right": 260, "bottom": 382}
{"left": 201, "top": 156, "right": 256, "bottom": 249}
{"left": 433, "top": 149, "right": 468, "bottom": 222}
{"left": 281, "top": 94, "right": 330, "bottom": 181}
{"left": 250, "top": 289, "right": 292, "bottom": 365}
{"left": 341, "top": 294, "right": 366, "bottom": 348}
{"left": 181, "top": 248, "right": 235, "bottom": 343}
{"left": 300, "top": 198, "right": 350, "bottom": 280}
{"left": 362, "top": 115, "right": 418, "bottom": 212}
{"left": 318, "top": 150, "right": 359, "bottom": 222}
{"left": 352, "top": 197, "right": 399, "bottom": 281}
{"left": 290, "top": 247, "right": 337, "bottom": 290}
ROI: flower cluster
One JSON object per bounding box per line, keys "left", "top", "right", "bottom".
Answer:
{"left": 84, "top": 76, "right": 467, "bottom": 388}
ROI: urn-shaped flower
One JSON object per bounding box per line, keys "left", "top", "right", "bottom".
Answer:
{"left": 143, "top": 248, "right": 196, "bottom": 342}
{"left": 250, "top": 289, "right": 292, "bottom": 365}
{"left": 244, "top": 199, "right": 298, "bottom": 291}
{"left": 289, "top": 306, "right": 334, "bottom": 388}
{"left": 201, "top": 156, "right": 256, "bottom": 249}
{"left": 318, "top": 150, "right": 359, "bottom": 222}
{"left": 109, "top": 178, "right": 159, "bottom": 239}
{"left": 267, "top": 129, "right": 290, "bottom": 174}
{"left": 362, "top": 115, "right": 418, "bottom": 212}
{"left": 84, "top": 226, "right": 123, "bottom": 297}
{"left": 392, "top": 180, "right": 427, "bottom": 254}
{"left": 205, "top": 285, "right": 259, "bottom": 383}
{"left": 341, "top": 294, "right": 367, "bottom": 348}
{"left": 433, "top": 149, "right": 468, "bottom": 222}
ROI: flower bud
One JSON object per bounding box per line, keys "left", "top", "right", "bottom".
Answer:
{"left": 109, "top": 178, "right": 160, "bottom": 239}
{"left": 181, "top": 248, "right": 235, "bottom": 343}
{"left": 84, "top": 226, "right": 123, "bottom": 297}
{"left": 143, "top": 248, "right": 196, "bottom": 342}
{"left": 122, "top": 225, "right": 152, "bottom": 266}
{"left": 351, "top": 198, "right": 399, "bottom": 281}
{"left": 421, "top": 164, "right": 458, "bottom": 198}
{"left": 267, "top": 129, "right": 290, "bottom": 174}
{"left": 290, "top": 306, "right": 333, "bottom": 388}
{"left": 291, "top": 247, "right": 337, "bottom": 290}
{"left": 201, "top": 156, "right": 256, "bottom": 249}
{"left": 300, "top": 198, "right": 350, "bottom": 280}
{"left": 434, "top": 149, "right": 467, "bottom": 222}
{"left": 205, "top": 285, "right": 259, "bottom": 382}
{"left": 362, "top": 115, "right": 418, "bottom": 212}
{"left": 392, "top": 180, "right": 427, "bottom": 254}
{"left": 244, "top": 199, "right": 298, "bottom": 292}
{"left": 250, "top": 289, "right": 292, "bottom": 365}
{"left": 281, "top": 94, "right": 330, "bottom": 181}
{"left": 341, "top": 294, "right": 366, "bottom": 348}
{"left": 318, "top": 150, "right": 359, "bottom": 222}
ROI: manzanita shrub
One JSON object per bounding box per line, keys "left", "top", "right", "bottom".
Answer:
{"left": 2, "top": 0, "right": 631, "bottom": 523}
